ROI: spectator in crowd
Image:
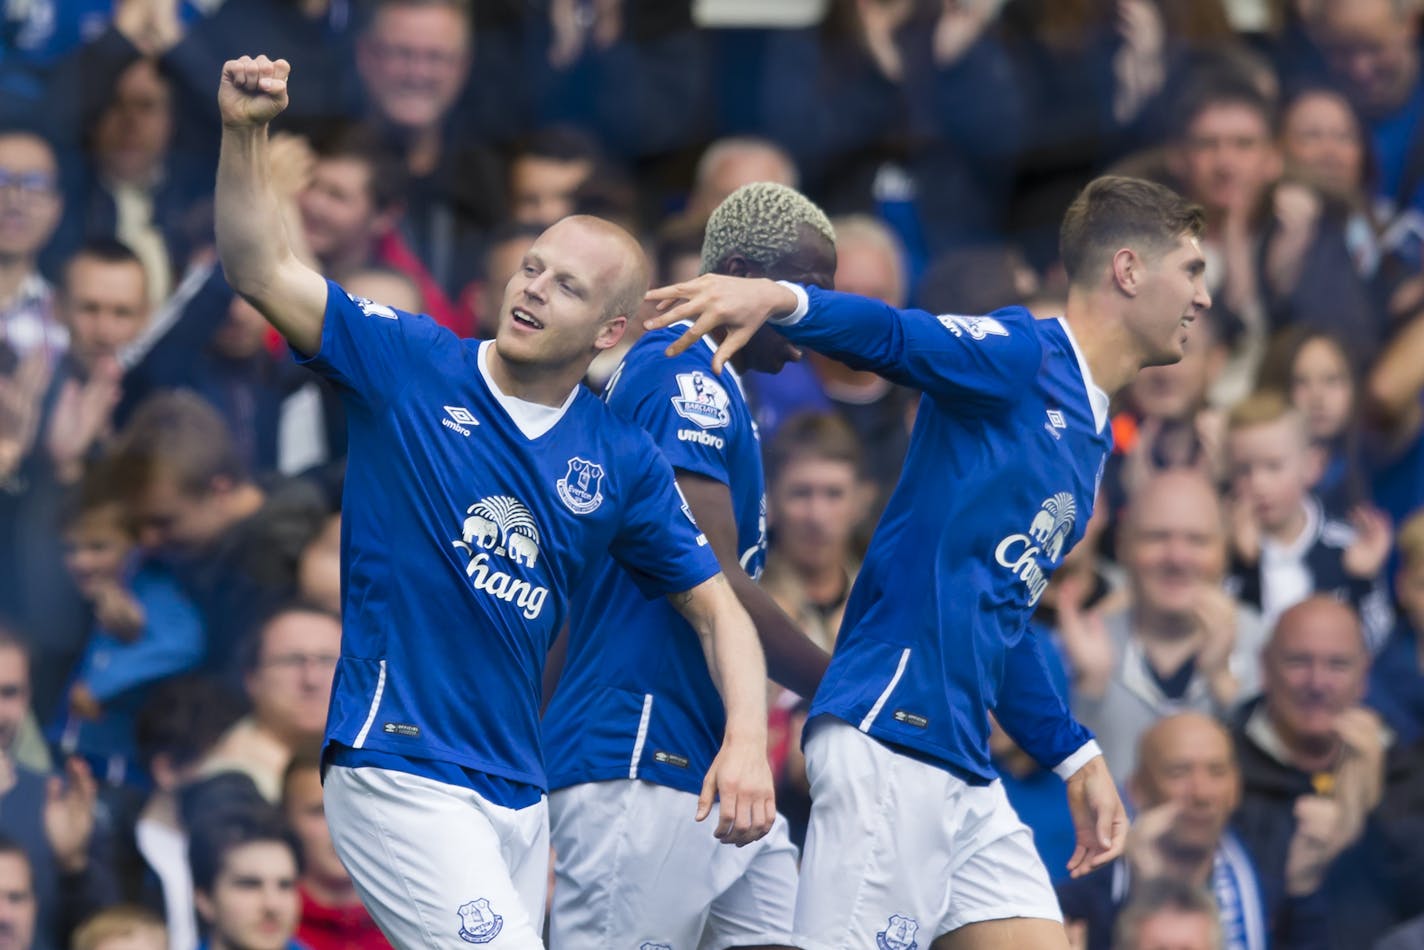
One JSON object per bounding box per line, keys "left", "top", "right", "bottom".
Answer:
{"left": 295, "top": 515, "right": 341, "bottom": 621}
{"left": 279, "top": 755, "right": 386, "bottom": 950}
{"left": 1106, "top": 309, "right": 1229, "bottom": 519}
{"left": 685, "top": 137, "right": 798, "bottom": 221}
{"left": 71, "top": 905, "right": 166, "bottom": 950}
{"left": 74, "top": 57, "right": 197, "bottom": 307}
{"left": 1226, "top": 391, "right": 1394, "bottom": 650}
{"left": 0, "top": 838, "right": 36, "bottom": 950}
{"left": 1233, "top": 597, "right": 1417, "bottom": 948}
{"left": 1258, "top": 329, "right": 1366, "bottom": 517}
{"left": 0, "top": 629, "right": 115, "bottom": 950}
{"left": 354, "top": 0, "right": 503, "bottom": 299}
{"left": 1059, "top": 712, "right": 1325, "bottom": 950}
{"left": 200, "top": 607, "right": 340, "bottom": 803}
{"left": 759, "top": 412, "right": 870, "bottom": 654}
{"left": 1306, "top": 0, "right": 1424, "bottom": 222}
{"left": 188, "top": 806, "right": 303, "bottom": 950}
{"left": 106, "top": 391, "right": 328, "bottom": 678}
{"left": 506, "top": 126, "right": 604, "bottom": 230}
{"left": 0, "top": 130, "right": 66, "bottom": 365}
{"left": 1166, "top": 76, "right": 1378, "bottom": 400}
{"left": 1111, "top": 878, "right": 1223, "bottom": 950}
{"left": 298, "top": 125, "right": 466, "bottom": 335}
{"left": 4, "top": 239, "right": 148, "bottom": 714}
{"left": 53, "top": 471, "right": 204, "bottom": 790}
{"left": 1066, "top": 470, "right": 1269, "bottom": 784}
{"left": 127, "top": 677, "right": 246, "bottom": 950}
{"left": 1369, "top": 509, "right": 1424, "bottom": 744}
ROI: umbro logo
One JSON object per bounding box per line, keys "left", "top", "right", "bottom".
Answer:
{"left": 442, "top": 405, "right": 479, "bottom": 437}
{"left": 1044, "top": 408, "right": 1066, "bottom": 439}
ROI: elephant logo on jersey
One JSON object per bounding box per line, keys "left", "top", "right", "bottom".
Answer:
{"left": 453, "top": 496, "right": 549, "bottom": 619}
{"left": 672, "top": 371, "right": 731, "bottom": 429}
{"left": 876, "top": 915, "right": 920, "bottom": 950}
{"left": 994, "top": 492, "right": 1078, "bottom": 608}
{"left": 460, "top": 496, "right": 541, "bottom": 566}
{"left": 455, "top": 899, "right": 502, "bottom": 944}
{"left": 556, "top": 457, "right": 606, "bottom": 515}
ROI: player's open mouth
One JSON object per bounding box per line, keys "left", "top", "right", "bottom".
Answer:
{"left": 512, "top": 308, "right": 545, "bottom": 330}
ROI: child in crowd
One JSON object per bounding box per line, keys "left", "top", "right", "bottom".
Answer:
{"left": 1261, "top": 328, "right": 1364, "bottom": 516}
{"left": 1226, "top": 391, "right": 1394, "bottom": 651}
{"left": 52, "top": 474, "right": 205, "bottom": 786}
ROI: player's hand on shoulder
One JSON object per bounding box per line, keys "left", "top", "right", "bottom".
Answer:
{"left": 697, "top": 735, "right": 776, "bottom": 847}
{"left": 219, "top": 55, "right": 292, "bottom": 129}
{"left": 645, "top": 275, "right": 798, "bottom": 374}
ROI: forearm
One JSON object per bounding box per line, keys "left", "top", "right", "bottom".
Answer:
{"left": 997, "top": 630, "right": 1097, "bottom": 773}
{"left": 689, "top": 578, "right": 770, "bottom": 740}
{"left": 727, "top": 569, "right": 828, "bottom": 699}
{"left": 216, "top": 125, "right": 292, "bottom": 298}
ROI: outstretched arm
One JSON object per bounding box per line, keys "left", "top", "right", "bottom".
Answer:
{"left": 668, "top": 574, "right": 776, "bottom": 847}
{"left": 645, "top": 275, "right": 1040, "bottom": 409}
{"left": 214, "top": 55, "right": 327, "bottom": 356}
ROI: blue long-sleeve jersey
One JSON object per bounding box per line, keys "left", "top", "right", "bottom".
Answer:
{"left": 775, "top": 285, "right": 1108, "bottom": 782}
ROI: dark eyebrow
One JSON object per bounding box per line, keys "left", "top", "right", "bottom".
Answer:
{"left": 1186, "top": 258, "right": 1206, "bottom": 277}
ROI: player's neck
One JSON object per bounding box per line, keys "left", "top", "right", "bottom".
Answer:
{"left": 1062, "top": 291, "right": 1142, "bottom": 397}
{"left": 484, "top": 346, "right": 582, "bottom": 408}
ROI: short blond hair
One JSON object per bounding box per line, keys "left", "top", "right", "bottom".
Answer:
{"left": 700, "top": 182, "right": 835, "bottom": 277}
{"left": 1227, "top": 389, "right": 1303, "bottom": 434}
{"left": 73, "top": 906, "right": 166, "bottom": 950}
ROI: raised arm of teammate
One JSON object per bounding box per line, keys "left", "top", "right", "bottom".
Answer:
{"left": 645, "top": 276, "right": 1040, "bottom": 410}
{"left": 214, "top": 55, "right": 327, "bottom": 356}
{"left": 677, "top": 472, "right": 830, "bottom": 699}
{"left": 667, "top": 573, "right": 776, "bottom": 847}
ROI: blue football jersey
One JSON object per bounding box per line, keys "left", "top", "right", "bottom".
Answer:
{"left": 543, "top": 326, "right": 767, "bottom": 795}
{"left": 300, "top": 282, "right": 720, "bottom": 790}
{"left": 772, "top": 286, "right": 1109, "bottom": 782}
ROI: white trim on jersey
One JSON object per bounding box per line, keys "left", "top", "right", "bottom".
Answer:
{"left": 1051, "top": 739, "right": 1103, "bottom": 780}
{"left": 1055, "top": 317, "right": 1110, "bottom": 433}
{"left": 352, "top": 659, "right": 388, "bottom": 748}
{"left": 860, "top": 648, "right": 911, "bottom": 731}
{"left": 630, "top": 693, "right": 654, "bottom": 779}
{"left": 477, "top": 340, "right": 578, "bottom": 440}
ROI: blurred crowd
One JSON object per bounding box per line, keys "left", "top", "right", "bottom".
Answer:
{"left": 0, "top": 0, "right": 1423, "bottom": 948}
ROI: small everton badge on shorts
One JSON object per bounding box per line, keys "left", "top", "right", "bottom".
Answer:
{"left": 456, "top": 898, "right": 503, "bottom": 944}
{"left": 640, "top": 943, "right": 673, "bottom": 950}
{"left": 877, "top": 914, "right": 920, "bottom": 950}
{"left": 556, "top": 457, "right": 605, "bottom": 515}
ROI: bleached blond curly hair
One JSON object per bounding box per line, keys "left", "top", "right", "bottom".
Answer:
{"left": 699, "top": 182, "right": 836, "bottom": 276}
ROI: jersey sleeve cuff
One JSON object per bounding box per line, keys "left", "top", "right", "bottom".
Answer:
{"left": 770, "top": 281, "right": 810, "bottom": 326}
{"left": 1053, "top": 740, "right": 1103, "bottom": 780}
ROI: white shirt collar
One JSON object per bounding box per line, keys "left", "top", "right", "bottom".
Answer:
{"left": 1056, "top": 317, "right": 1110, "bottom": 433}
{"left": 477, "top": 340, "right": 578, "bottom": 441}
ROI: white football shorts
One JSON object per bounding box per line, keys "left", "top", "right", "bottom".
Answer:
{"left": 548, "top": 779, "right": 803, "bottom": 950}
{"left": 794, "top": 718, "right": 1062, "bottom": 950}
{"left": 324, "top": 764, "right": 549, "bottom": 948}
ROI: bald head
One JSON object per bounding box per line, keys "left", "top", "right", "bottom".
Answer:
{"left": 691, "top": 137, "right": 798, "bottom": 218}
{"left": 1136, "top": 712, "right": 1233, "bottom": 780}
{"left": 551, "top": 214, "right": 650, "bottom": 323}
{"left": 1264, "top": 596, "right": 1369, "bottom": 750}
{"left": 1127, "top": 469, "right": 1223, "bottom": 534}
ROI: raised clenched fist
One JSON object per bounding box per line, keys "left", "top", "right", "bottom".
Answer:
{"left": 218, "top": 55, "right": 292, "bottom": 129}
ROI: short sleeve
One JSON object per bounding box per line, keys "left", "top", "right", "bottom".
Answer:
{"left": 608, "top": 433, "right": 722, "bottom": 599}
{"left": 608, "top": 356, "right": 735, "bottom": 486}
{"left": 295, "top": 279, "right": 458, "bottom": 408}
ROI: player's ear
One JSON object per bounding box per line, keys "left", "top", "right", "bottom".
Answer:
{"left": 723, "top": 255, "right": 753, "bottom": 278}
{"left": 593, "top": 313, "right": 628, "bottom": 352}
{"left": 1111, "top": 247, "right": 1141, "bottom": 297}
